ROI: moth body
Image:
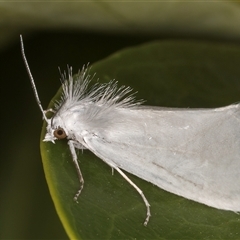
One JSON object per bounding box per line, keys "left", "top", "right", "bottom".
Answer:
{"left": 20, "top": 35, "right": 240, "bottom": 226}
{"left": 44, "top": 69, "right": 240, "bottom": 221}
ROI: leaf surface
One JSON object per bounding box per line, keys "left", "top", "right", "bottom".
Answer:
{"left": 41, "top": 40, "right": 240, "bottom": 239}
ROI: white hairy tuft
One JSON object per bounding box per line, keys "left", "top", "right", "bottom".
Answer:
{"left": 54, "top": 66, "right": 142, "bottom": 113}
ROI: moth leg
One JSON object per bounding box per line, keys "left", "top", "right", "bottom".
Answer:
{"left": 43, "top": 108, "right": 55, "bottom": 114}
{"left": 113, "top": 166, "right": 151, "bottom": 226}
{"left": 68, "top": 140, "right": 84, "bottom": 201}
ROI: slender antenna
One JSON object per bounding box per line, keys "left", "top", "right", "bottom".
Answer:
{"left": 20, "top": 35, "right": 48, "bottom": 121}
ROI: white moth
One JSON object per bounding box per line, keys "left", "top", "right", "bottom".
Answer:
{"left": 20, "top": 36, "right": 240, "bottom": 226}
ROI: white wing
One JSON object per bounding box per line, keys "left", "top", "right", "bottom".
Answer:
{"left": 82, "top": 104, "right": 240, "bottom": 211}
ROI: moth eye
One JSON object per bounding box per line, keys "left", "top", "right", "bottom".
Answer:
{"left": 53, "top": 127, "right": 67, "bottom": 139}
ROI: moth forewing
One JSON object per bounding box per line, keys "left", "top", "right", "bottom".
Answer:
{"left": 82, "top": 104, "right": 240, "bottom": 212}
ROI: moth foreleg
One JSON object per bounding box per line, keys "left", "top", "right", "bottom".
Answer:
{"left": 68, "top": 140, "right": 84, "bottom": 201}
{"left": 43, "top": 108, "right": 55, "bottom": 114}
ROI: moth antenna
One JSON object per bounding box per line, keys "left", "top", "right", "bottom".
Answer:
{"left": 20, "top": 35, "right": 48, "bottom": 122}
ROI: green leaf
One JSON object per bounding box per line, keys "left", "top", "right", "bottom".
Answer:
{"left": 41, "top": 40, "right": 240, "bottom": 239}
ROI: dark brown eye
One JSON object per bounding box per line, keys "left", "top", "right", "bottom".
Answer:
{"left": 53, "top": 127, "right": 67, "bottom": 139}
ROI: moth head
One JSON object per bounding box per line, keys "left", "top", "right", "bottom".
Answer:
{"left": 43, "top": 116, "right": 68, "bottom": 143}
